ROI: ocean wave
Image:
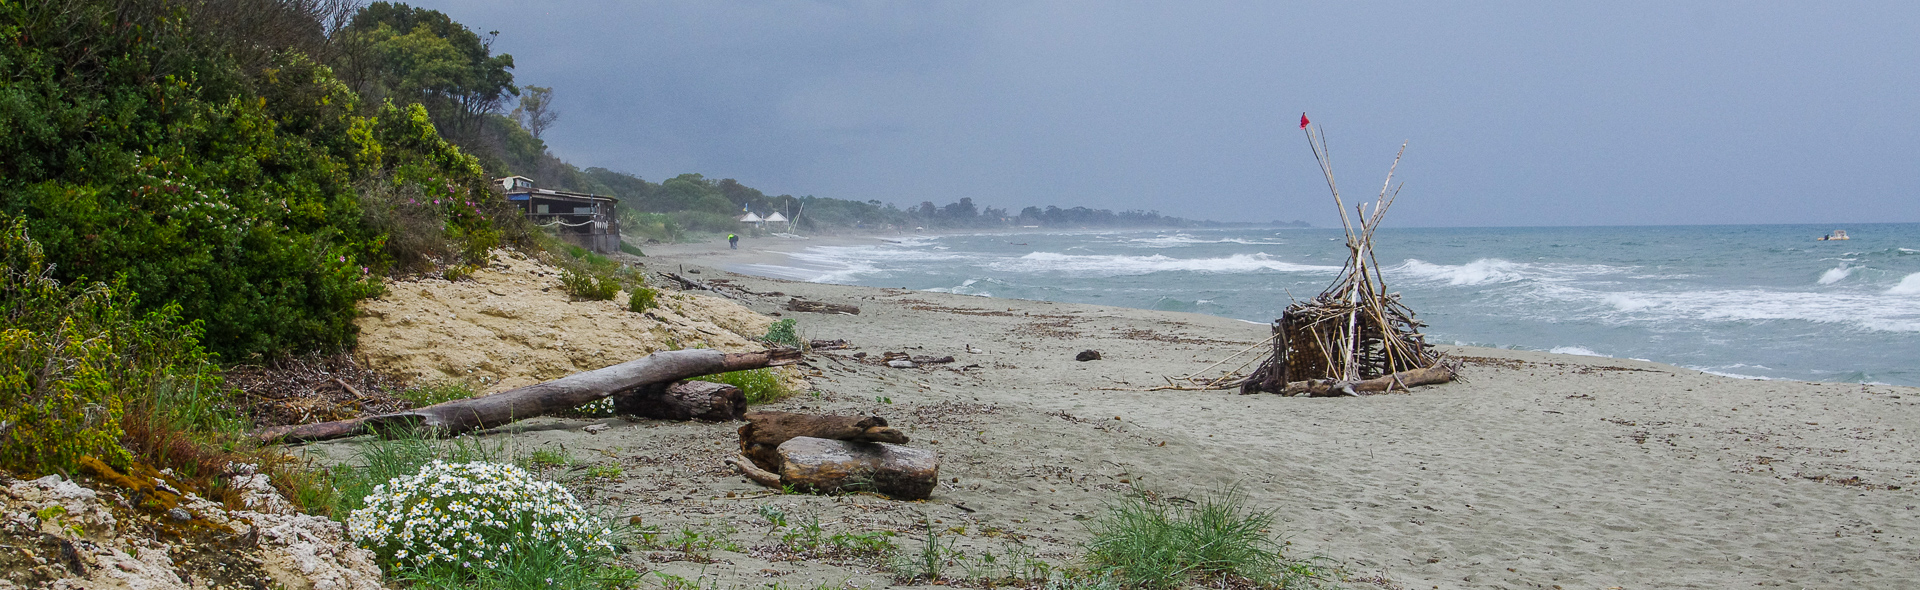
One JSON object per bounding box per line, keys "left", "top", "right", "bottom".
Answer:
{"left": 1689, "top": 367, "right": 1776, "bottom": 380}
{"left": 1125, "top": 233, "right": 1286, "bottom": 247}
{"left": 1396, "top": 259, "right": 1526, "bottom": 285}
{"left": 1573, "top": 287, "right": 1920, "bottom": 333}
{"left": 987, "top": 252, "right": 1340, "bottom": 276}
{"left": 1549, "top": 346, "right": 1609, "bottom": 357}
{"left": 1817, "top": 264, "right": 1853, "bottom": 285}
{"left": 1889, "top": 272, "right": 1920, "bottom": 295}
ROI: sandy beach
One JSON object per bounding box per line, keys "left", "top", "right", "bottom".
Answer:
{"left": 319, "top": 235, "right": 1920, "bottom": 589}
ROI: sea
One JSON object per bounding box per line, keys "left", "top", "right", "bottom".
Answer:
{"left": 732, "top": 223, "right": 1920, "bottom": 386}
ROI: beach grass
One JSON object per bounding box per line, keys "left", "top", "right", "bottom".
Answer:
{"left": 694, "top": 368, "right": 793, "bottom": 404}
{"left": 1084, "top": 487, "right": 1336, "bottom": 589}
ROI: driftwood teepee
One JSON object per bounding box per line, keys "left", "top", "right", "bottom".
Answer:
{"left": 1240, "top": 117, "right": 1455, "bottom": 396}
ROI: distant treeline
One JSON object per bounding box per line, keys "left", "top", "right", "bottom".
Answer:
{"left": 527, "top": 170, "right": 1308, "bottom": 241}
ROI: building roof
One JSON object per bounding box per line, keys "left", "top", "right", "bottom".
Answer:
{"left": 504, "top": 187, "right": 617, "bottom": 204}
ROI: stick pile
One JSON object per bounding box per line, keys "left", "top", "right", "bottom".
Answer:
{"left": 1240, "top": 119, "right": 1450, "bottom": 395}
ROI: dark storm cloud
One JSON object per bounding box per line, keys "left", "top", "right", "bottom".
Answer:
{"left": 412, "top": 1, "right": 1920, "bottom": 226}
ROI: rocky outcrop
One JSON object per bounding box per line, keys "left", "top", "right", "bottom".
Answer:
{"left": 0, "top": 470, "right": 385, "bottom": 590}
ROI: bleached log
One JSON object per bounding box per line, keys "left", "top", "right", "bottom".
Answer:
{"left": 1281, "top": 363, "right": 1457, "bottom": 397}
{"left": 252, "top": 349, "right": 801, "bottom": 443}
{"left": 776, "top": 437, "right": 940, "bottom": 500}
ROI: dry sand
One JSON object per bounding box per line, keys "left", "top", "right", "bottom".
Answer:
{"left": 319, "top": 236, "right": 1920, "bottom": 590}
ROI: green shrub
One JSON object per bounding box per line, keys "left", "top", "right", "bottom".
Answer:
{"left": 560, "top": 269, "right": 619, "bottom": 301}
{"left": 1084, "top": 488, "right": 1333, "bottom": 589}
{"left": 620, "top": 211, "right": 685, "bottom": 243}
{"left": 693, "top": 368, "right": 792, "bottom": 404}
{"left": 618, "top": 241, "right": 646, "bottom": 257}
{"left": 0, "top": 3, "right": 512, "bottom": 359}
{"left": 0, "top": 217, "right": 228, "bottom": 476}
{"left": 763, "top": 318, "right": 801, "bottom": 347}
{"left": 628, "top": 287, "right": 659, "bottom": 312}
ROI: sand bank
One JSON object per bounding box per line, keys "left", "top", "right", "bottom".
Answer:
{"left": 319, "top": 236, "right": 1920, "bottom": 589}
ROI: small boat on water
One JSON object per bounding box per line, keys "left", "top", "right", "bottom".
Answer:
{"left": 1818, "top": 229, "right": 1850, "bottom": 241}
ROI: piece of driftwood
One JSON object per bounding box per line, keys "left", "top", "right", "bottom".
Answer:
{"left": 808, "top": 339, "right": 851, "bottom": 350}
{"left": 252, "top": 349, "right": 800, "bottom": 443}
{"left": 658, "top": 271, "right": 740, "bottom": 299}
{"left": 785, "top": 298, "right": 860, "bottom": 315}
{"left": 1276, "top": 363, "right": 1457, "bottom": 397}
{"left": 777, "top": 437, "right": 939, "bottom": 500}
{"left": 614, "top": 380, "right": 746, "bottom": 421}
{"left": 736, "top": 411, "right": 906, "bottom": 472}
{"left": 725, "top": 454, "right": 783, "bottom": 487}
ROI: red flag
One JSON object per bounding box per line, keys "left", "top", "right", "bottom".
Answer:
{"left": 1299, "top": 113, "right": 1310, "bottom": 129}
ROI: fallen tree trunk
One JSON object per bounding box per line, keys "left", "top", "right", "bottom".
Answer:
{"left": 252, "top": 349, "right": 801, "bottom": 443}
{"left": 784, "top": 298, "right": 860, "bottom": 315}
{"left": 614, "top": 380, "right": 746, "bottom": 422}
{"left": 1280, "top": 363, "right": 1457, "bottom": 397}
{"left": 737, "top": 411, "right": 906, "bottom": 472}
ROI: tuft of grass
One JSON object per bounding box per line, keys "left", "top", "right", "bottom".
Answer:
{"left": 628, "top": 286, "right": 659, "bottom": 312}
{"left": 693, "top": 368, "right": 793, "bottom": 404}
{"left": 561, "top": 269, "right": 620, "bottom": 301}
{"left": 1083, "top": 488, "right": 1335, "bottom": 589}
{"left": 762, "top": 318, "right": 801, "bottom": 347}
{"left": 397, "top": 381, "right": 477, "bottom": 407}
{"left": 441, "top": 264, "right": 477, "bottom": 282}
{"left": 521, "top": 448, "right": 572, "bottom": 469}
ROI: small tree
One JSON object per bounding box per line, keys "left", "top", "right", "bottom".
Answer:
{"left": 513, "top": 85, "right": 560, "bottom": 140}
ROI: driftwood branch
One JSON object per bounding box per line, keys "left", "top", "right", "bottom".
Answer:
{"left": 784, "top": 298, "right": 860, "bottom": 315}
{"left": 1274, "top": 363, "right": 1456, "bottom": 397}
{"left": 252, "top": 349, "right": 801, "bottom": 443}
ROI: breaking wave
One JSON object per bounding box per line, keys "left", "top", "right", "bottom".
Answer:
{"left": 988, "top": 252, "right": 1339, "bottom": 276}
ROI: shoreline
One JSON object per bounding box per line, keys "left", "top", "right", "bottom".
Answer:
{"left": 587, "top": 242, "right": 1920, "bottom": 588}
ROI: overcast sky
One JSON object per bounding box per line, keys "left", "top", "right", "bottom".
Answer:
{"left": 411, "top": 1, "right": 1920, "bottom": 227}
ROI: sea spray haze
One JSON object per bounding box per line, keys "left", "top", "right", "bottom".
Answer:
{"left": 735, "top": 223, "right": 1920, "bottom": 385}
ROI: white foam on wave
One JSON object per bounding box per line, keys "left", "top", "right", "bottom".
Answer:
{"left": 1889, "top": 272, "right": 1920, "bottom": 295}
{"left": 1397, "top": 259, "right": 1525, "bottom": 285}
{"left": 1126, "top": 234, "right": 1285, "bottom": 247}
{"left": 1568, "top": 286, "right": 1920, "bottom": 333}
{"left": 988, "top": 252, "right": 1340, "bottom": 276}
{"left": 1549, "top": 346, "right": 1609, "bottom": 357}
{"left": 1818, "top": 265, "right": 1853, "bottom": 285}
{"left": 730, "top": 242, "right": 972, "bottom": 284}
{"left": 1690, "top": 367, "right": 1777, "bottom": 381}
{"left": 1392, "top": 258, "right": 1633, "bottom": 287}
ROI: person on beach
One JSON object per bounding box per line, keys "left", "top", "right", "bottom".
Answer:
{"left": 728, "top": 233, "right": 738, "bottom": 249}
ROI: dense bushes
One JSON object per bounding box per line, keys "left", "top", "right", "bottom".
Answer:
{"left": 0, "top": 218, "right": 228, "bottom": 476}
{"left": 0, "top": 0, "right": 513, "bottom": 359}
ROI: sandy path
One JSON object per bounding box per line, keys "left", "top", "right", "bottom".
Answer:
{"left": 314, "top": 237, "right": 1920, "bottom": 589}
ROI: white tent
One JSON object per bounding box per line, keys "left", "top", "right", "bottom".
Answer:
{"left": 739, "top": 212, "right": 763, "bottom": 223}
{"left": 763, "top": 212, "right": 788, "bottom": 223}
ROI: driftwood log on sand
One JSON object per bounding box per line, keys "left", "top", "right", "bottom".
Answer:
{"left": 1276, "top": 363, "right": 1458, "bottom": 397}
{"left": 734, "top": 411, "right": 907, "bottom": 472}
{"left": 784, "top": 298, "right": 860, "bottom": 315}
{"left": 614, "top": 380, "right": 747, "bottom": 421}
{"left": 252, "top": 349, "right": 800, "bottom": 443}
{"left": 776, "top": 437, "right": 939, "bottom": 500}
{"left": 725, "top": 413, "right": 936, "bottom": 500}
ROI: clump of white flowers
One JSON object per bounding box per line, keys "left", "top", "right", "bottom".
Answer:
{"left": 575, "top": 397, "right": 616, "bottom": 416}
{"left": 347, "top": 460, "right": 614, "bottom": 569}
